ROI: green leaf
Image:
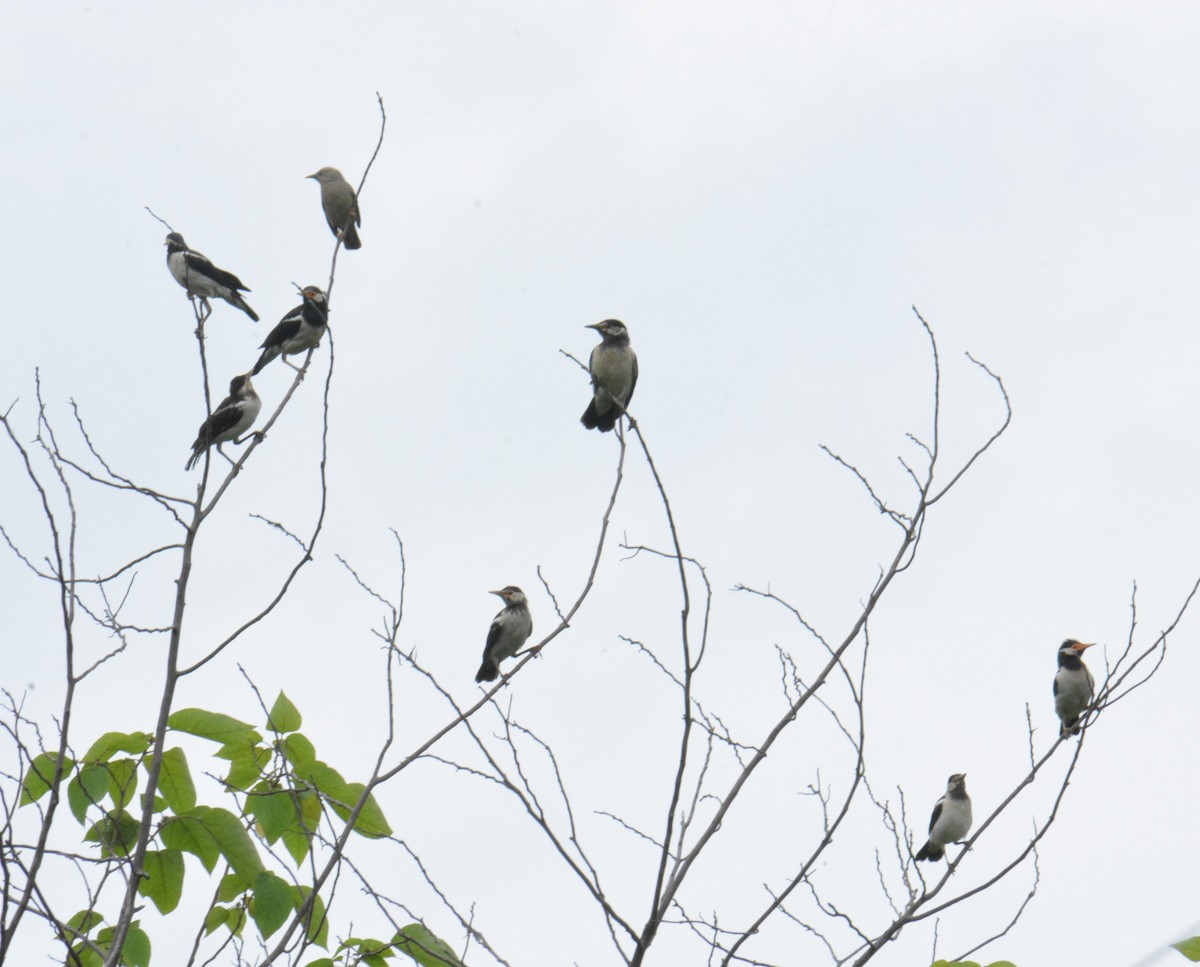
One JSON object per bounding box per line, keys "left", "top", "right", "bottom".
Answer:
{"left": 329, "top": 782, "right": 392, "bottom": 838}
{"left": 393, "top": 923, "right": 463, "bottom": 966}
{"left": 304, "top": 961, "right": 336, "bottom": 967}
{"left": 120, "top": 923, "right": 151, "bottom": 967}
{"left": 300, "top": 759, "right": 353, "bottom": 802}
{"left": 283, "top": 732, "right": 317, "bottom": 771}
{"left": 158, "top": 746, "right": 197, "bottom": 813}
{"left": 281, "top": 789, "right": 323, "bottom": 866}
{"left": 249, "top": 783, "right": 295, "bottom": 843}
{"left": 138, "top": 849, "right": 184, "bottom": 914}
{"left": 84, "top": 809, "right": 140, "bottom": 857}
{"left": 251, "top": 871, "right": 293, "bottom": 939}
{"left": 66, "top": 908, "right": 105, "bottom": 933}
{"left": 204, "top": 905, "right": 229, "bottom": 936}
{"left": 106, "top": 759, "right": 139, "bottom": 811}
{"left": 218, "top": 872, "right": 247, "bottom": 903}
{"left": 218, "top": 741, "right": 270, "bottom": 791}
{"left": 160, "top": 814, "right": 220, "bottom": 872}
{"left": 985, "top": 962, "right": 1019, "bottom": 967}
{"left": 68, "top": 764, "right": 111, "bottom": 823}
{"left": 294, "top": 886, "right": 329, "bottom": 948}
{"left": 1173, "top": 938, "right": 1200, "bottom": 962}
{"left": 195, "top": 806, "right": 264, "bottom": 887}
{"left": 84, "top": 732, "right": 152, "bottom": 763}
{"left": 168, "top": 708, "right": 261, "bottom": 746}
{"left": 20, "top": 751, "right": 71, "bottom": 805}
{"left": 268, "top": 692, "right": 303, "bottom": 733}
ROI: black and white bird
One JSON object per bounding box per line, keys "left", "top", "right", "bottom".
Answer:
{"left": 1054, "top": 639, "right": 1096, "bottom": 737}
{"left": 307, "top": 167, "right": 362, "bottom": 249}
{"left": 252, "top": 286, "right": 329, "bottom": 375}
{"left": 915, "top": 773, "right": 972, "bottom": 863}
{"left": 164, "top": 233, "right": 259, "bottom": 321}
{"left": 475, "top": 586, "right": 533, "bottom": 683}
{"left": 185, "top": 374, "right": 262, "bottom": 471}
{"left": 581, "top": 319, "right": 638, "bottom": 433}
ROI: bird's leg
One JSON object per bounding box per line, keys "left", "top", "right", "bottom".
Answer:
{"left": 283, "top": 356, "right": 306, "bottom": 376}
{"left": 216, "top": 445, "right": 236, "bottom": 468}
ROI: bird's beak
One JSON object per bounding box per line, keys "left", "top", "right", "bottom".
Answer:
{"left": 1075, "top": 641, "right": 1096, "bottom": 652}
{"left": 306, "top": 172, "right": 317, "bottom": 180}
{"left": 584, "top": 322, "right": 602, "bottom": 330}
{"left": 489, "top": 589, "right": 506, "bottom": 599}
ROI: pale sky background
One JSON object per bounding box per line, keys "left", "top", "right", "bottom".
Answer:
{"left": 3, "top": 2, "right": 1200, "bottom": 965}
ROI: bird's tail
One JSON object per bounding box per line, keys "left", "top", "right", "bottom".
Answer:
{"left": 915, "top": 841, "right": 943, "bottom": 862}
{"left": 475, "top": 660, "right": 499, "bottom": 683}
{"left": 251, "top": 349, "right": 273, "bottom": 376}
{"left": 231, "top": 296, "right": 259, "bottom": 322}
{"left": 185, "top": 447, "right": 204, "bottom": 471}
{"left": 581, "top": 401, "right": 616, "bottom": 432}
{"left": 342, "top": 224, "right": 362, "bottom": 250}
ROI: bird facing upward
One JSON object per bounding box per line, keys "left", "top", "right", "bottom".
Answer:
{"left": 307, "top": 167, "right": 362, "bottom": 249}
{"left": 475, "top": 586, "right": 533, "bottom": 683}
{"left": 185, "top": 374, "right": 261, "bottom": 471}
{"left": 1054, "top": 639, "right": 1096, "bottom": 737}
{"left": 581, "top": 319, "right": 638, "bottom": 433}
{"left": 915, "top": 773, "right": 972, "bottom": 863}
{"left": 164, "top": 233, "right": 259, "bottom": 321}
{"left": 252, "top": 286, "right": 329, "bottom": 375}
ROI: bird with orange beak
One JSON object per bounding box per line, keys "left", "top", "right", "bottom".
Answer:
{"left": 1054, "top": 639, "right": 1096, "bottom": 737}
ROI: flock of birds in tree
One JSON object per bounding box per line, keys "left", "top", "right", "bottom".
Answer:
{"left": 162, "top": 166, "right": 1095, "bottom": 867}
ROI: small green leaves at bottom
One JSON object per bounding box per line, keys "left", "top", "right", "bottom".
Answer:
{"left": 1174, "top": 937, "right": 1200, "bottom": 961}
{"left": 394, "top": 924, "right": 463, "bottom": 966}
{"left": 930, "top": 962, "right": 1017, "bottom": 967}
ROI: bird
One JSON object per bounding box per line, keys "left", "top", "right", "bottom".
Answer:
{"left": 185, "top": 374, "right": 262, "bottom": 471}
{"left": 307, "top": 167, "right": 362, "bottom": 249}
{"left": 252, "top": 286, "right": 329, "bottom": 375}
{"left": 915, "top": 773, "right": 972, "bottom": 863}
{"left": 164, "top": 233, "right": 259, "bottom": 321}
{"left": 1054, "top": 639, "right": 1096, "bottom": 737}
{"left": 581, "top": 319, "right": 638, "bottom": 433}
{"left": 475, "top": 586, "right": 533, "bottom": 683}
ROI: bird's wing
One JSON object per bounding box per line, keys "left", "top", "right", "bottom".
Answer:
{"left": 1052, "top": 675, "right": 1060, "bottom": 697}
{"left": 927, "top": 798, "right": 944, "bottom": 834}
{"left": 260, "top": 313, "right": 302, "bottom": 350}
{"left": 198, "top": 402, "right": 244, "bottom": 441}
{"left": 627, "top": 353, "right": 639, "bottom": 405}
{"left": 482, "top": 617, "right": 503, "bottom": 661}
{"left": 185, "top": 251, "right": 248, "bottom": 292}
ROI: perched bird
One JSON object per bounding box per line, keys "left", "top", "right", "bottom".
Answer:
{"left": 1054, "top": 639, "right": 1096, "bottom": 737}
{"left": 252, "top": 286, "right": 329, "bottom": 375}
{"left": 915, "top": 773, "right": 972, "bottom": 863}
{"left": 164, "top": 233, "right": 259, "bottom": 321}
{"left": 581, "top": 319, "right": 638, "bottom": 433}
{"left": 475, "top": 586, "right": 533, "bottom": 683}
{"left": 307, "top": 167, "right": 362, "bottom": 249}
{"left": 185, "top": 374, "right": 262, "bottom": 471}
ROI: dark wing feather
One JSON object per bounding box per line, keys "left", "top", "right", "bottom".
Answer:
{"left": 627, "top": 354, "right": 639, "bottom": 407}
{"left": 482, "top": 618, "right": 502, "bottom": 662}
{"left": 185, "top": 251, "right": 249, "bottom": 292}
{"left": 260, "top": 315, "right": 302, "bottom": 351}
{"left": 927, "top": 799, "right": 943, "bottom": 835}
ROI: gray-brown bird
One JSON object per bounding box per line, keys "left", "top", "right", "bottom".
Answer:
{"left": 581, "top": 319, "right": 638, "bottom": 433}
{"left": 307, "top": 167, "right": 362, "bottom": 249}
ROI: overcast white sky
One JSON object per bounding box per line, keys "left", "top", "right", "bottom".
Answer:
{"left": 4, "top": 2, "right": 1200, "bottom": 965}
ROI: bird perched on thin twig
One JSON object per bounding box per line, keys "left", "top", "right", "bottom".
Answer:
{"left": 475, "top": 586, "right": 533, "bottom": 683}
{"left": 915, "top": 773, "right": 972, "bottom": 863}
{"left": 581, "top": 319, "right": 638, "bottom": 433}
{"left": 252, "top": 286, "right": 329, "bottom": 375}
{"left": 185, "top": 374, "right": 261, "bottom": 471}
{"left": 1054, "top": 639, "right": 1096, "bottom": 737}
{"left": 307, "top": 167, "right": 362, "bottom": 249}
{"left": 164, "top": 233, "right": 259, "bottom": 321}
